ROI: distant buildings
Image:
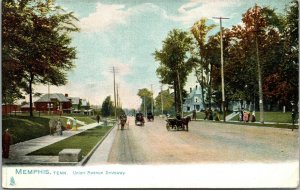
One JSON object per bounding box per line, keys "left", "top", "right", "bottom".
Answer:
{"left": 33, "top": 93, "right": 92, "bottom": 115}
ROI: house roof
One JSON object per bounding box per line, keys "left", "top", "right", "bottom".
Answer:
{"left": 81, "top": 99, "right": 88, "bottom": 106}
{"left": 68, "top": 97, "right": 80, "bottom": 105}
{"left": 186, "top": 86, "right": 202, "bottom": 99}
{"left": 35, "top": 93, "right": 70, "bottom": 103}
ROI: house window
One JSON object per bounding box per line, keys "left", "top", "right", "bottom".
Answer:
{"left": 196, "top": 105, "right": 200, "bottom": 111}
{"left": 187, "top": 107, "right": 190, "bottom": 111}
{"left": 194, "top": 97, "right": 199, "bottom": 103}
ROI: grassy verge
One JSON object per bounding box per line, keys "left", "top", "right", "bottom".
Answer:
{"left": 28, "top": 125, "right": 113, "bottom": 156}
{"left": 2, "top": 115, "right": 83, "bottom": 144}
{"left": 2, "top": 116, "right": 51, "bottom": 144}
{"left": 196, "top": 120, "right": 297, "bottom": 129}
{"left": 231, "top": 112, "right": 294, "bottom": 123}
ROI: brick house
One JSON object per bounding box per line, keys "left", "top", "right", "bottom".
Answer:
{"left": 34, "top": 93, "right": 72, "bottom": 113}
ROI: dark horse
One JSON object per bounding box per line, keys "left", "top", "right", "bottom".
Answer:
{"left": 119, "top": 114, "right": 127, "bottom": 130}
{"left": 166, "top": 116, "right": 191, "bottom": 131}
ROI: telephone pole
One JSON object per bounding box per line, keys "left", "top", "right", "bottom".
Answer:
{"left": 150, "top": 84, "right": 154, "bottom": 114}
{"left": 213, "top": 16, "right": 229, "bottom": 122}
{"left": 161, "top": 84, "right": 164, "bottom": 115}
{"left": 109, "top": 66, "right": 119, "bottom": 121}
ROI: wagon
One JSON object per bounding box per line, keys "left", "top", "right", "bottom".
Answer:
{"left": 135, "top": 113, "right": 145, "bottom": 126}
{"left": 165, "top": 116, "right": 191, "bottom": 131}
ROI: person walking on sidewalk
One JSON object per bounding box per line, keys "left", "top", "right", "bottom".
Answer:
{"left": 56, "top": 119, "right": 63, "bottom": 136}
{"left": 96, "top": 115, "right": 100, "bottom": 123}
{"left": 2, "top": 129, "right": 12, "bottom": 158}
{"left": 72, "top": 117, "right": 77, "bottom": 131}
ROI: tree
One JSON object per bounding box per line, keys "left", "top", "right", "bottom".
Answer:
{"left": 191, "top": 18, "right": 216, "bottom": 109}
{"left": 101, "top": 96, "right": 113, "bottom": 117}
{"left": 154, "top": 29, "right": 194, "bottom": 115}
{"left": 154, "top": 88, "right": 174, "bottom": 115}
{"left": 137, "top": 88, "right": 153, "bottom": 115}
{"left": 2, "top": 0, "right": 79, "bottom": 116}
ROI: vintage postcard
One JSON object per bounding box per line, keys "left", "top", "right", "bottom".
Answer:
{"left": 1, "top": 0, "right": 299, "bottom": 188}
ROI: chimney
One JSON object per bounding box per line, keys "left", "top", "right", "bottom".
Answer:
{"left": 190, "top": 88, "right": 192, "bottom": 93}
{"left": 65, "top": 93, "right": 68, "bottom": 97}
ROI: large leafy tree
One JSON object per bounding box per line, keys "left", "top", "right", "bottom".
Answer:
{"left": 154, "top": 29, "right": 194, "bottom": 114}
{"left": 101, "top": 96, "right": 113, "bottom": 117}
{"left": 191, "top": 18, "right": 216, "bottom": 109}
{"left": 2, "top": 0, "right": 79, "bottom": 116}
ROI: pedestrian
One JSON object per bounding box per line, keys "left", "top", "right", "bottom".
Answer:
{"left": 49, "top": 118, "right": 56, "bottom": 135}
{"left": 251, "top": 111, "right": 256, "bottom": 122}
{"left": 292, "top": 108, "right": 297, "bottom": 125}
{"left": 56, "top": 119, "right": 63, "bottom": 136}
{"left": 208, "top": 109, "right": 213, "bottom": 120}
{"left": 2, "top": 129, "right": 12, "bottom": 158}
{"left": 66, "top": 119, "right": 71, "bottom": 130}
{"left": 239, "top": 109, "right": 244, "bottom": 121}
{"left": 96, "top": 115, "right": 100, "bottom": 123}
{"left": 72, "top": 117, "right": 77, "bottom": 131}
{"left": 192, "top": 110, "right": 197, "bottom": 120}
{"left": 204, "top": 108, "right": 208, "bottom": 120}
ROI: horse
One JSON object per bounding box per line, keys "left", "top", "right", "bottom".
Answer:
{"left": 181, "top": 116, "right": 191, "bottom": 131}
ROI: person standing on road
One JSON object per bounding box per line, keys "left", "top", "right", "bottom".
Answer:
{"left": 292, "top": 108, "right": 297, "bottom": 125}
{"left": 96, "top": 115, "right": 100, "bottom": 123}
{"left": 192, "top": 110, "right": 197, "bottom": 120}
{"left": 2, "top": 129, "right": 12, "bottom": 158}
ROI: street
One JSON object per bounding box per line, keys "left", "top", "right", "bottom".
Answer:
{"left": 106, "top": 117, "right": 298, "bottom": 164}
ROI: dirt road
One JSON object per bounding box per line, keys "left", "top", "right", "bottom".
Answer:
{"left": 107, "top": 116, "right": 298, "bottom": 164}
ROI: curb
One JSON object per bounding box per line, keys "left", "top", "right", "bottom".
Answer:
{"left": 78, "top": 123, "right": 116, "bottom": 166}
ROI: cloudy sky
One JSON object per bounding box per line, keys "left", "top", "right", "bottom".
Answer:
{"left": 33, "top": 0, "right": 290, "bottom": 109}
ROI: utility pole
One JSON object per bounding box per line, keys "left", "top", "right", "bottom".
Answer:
{"left": 144, "top": 96, "right": 146, "bottom": 116}
{"left": 151, "top": 84, "right": 154, "bottom": 114}
{"left": 116, "top": 83, "right": 119, "bottom": 108}
{"left": 254, "top": 4, "right": 264, "bottom": 123}
{"left": 161, "top": 84, "right": 164, "bottom": 115}
{"left": 213, "top": 16, "right": 229, "bottom": 122}
{"left": 109, "top": 66, "right": 118, "bottom": 121}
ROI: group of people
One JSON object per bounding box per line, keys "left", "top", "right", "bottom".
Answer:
{"left": 239, "top": 110, "right": 256, "bottom": 122}
{"left": 49, "top": 117, "right": 78, "bottom": 136}
{"left": 204, "top": 108, "right": 221, "bottom": 121}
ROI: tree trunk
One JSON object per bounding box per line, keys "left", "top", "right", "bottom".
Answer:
{"left": 201, "top": 68, "right": 205, "bottom": 109}
{"left": 29, "top": 73, "right": 34, "bottom": 117}
{"left": 174, "top": 80, "right": 178, "bottom": 114}
{"left": 208, "top": 64, "right": 212, "bottom": 109}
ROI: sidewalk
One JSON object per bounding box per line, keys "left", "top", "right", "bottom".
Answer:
{"left": 2, "top": 120, "right": 102, "bottom": 165}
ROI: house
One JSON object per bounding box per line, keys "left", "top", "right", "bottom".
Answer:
{"left": 20, "top": 104, "right": 35, "bottom": 112}
{"left": 2, "top": 104, "right": 20, "bottom": 115}
{"left": 183, "top": 85, "right": 205, "bottom": 112}
{"left": 34, "top": 93, "right": 72, "bottom": 113}
{"left": 66, "top": 95, "right": 81, "bottom": 112}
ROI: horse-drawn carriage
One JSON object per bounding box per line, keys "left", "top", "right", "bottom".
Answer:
{"left": 166, "top": 115, "right": 191, "bottom": 131}
{"left": 119, "top": 114, "right": 128, "bottom": 130}
{"left": 147, "top": 112, "right": 154, "bottom": 122}
{"left": 135, "top": 113, "right": 145, "bottom": 126}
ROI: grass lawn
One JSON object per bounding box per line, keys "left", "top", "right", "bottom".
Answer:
{"left": 231, "top": 112, "right": 294, "bottom": 123}
{"left": 2, "top": 116, "right": 51, "bottom": 144}
{"left": 28, "top": 125, "right": 113, "bottom": 156}
{"left": 2, "top": 115, "right": 83, "bottom": 144}
{"left": 67, "top": 115, "right": 96, "bottom": 124}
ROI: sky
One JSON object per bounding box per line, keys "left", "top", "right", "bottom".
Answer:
{"left": 33, "top": 0, "right": 291, "bottom": 109}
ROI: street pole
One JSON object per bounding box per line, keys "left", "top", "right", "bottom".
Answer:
{"left": 254, "top": 5, "right": 264, "bottom": 124}
{"left": 213, "top": 16, "right": 229, "bottom": 122}
{"left": 151, "top": 84, "right": 154, "bottom": 114}
{"left": 113, "top": 67, "right": 117, "bottom": 120}
{"left": 144, "top": 96, "right": 146, "bottom": 116}
{"left": 161, "top": 84, "right": 164, "bottom": 115}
